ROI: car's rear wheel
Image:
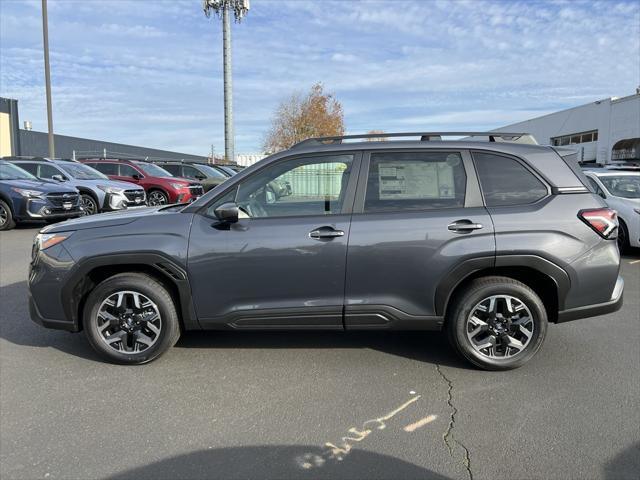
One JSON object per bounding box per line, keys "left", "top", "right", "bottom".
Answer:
{"left": 617, "top": 219, "right": 630, "bottom": 253}
{"left": 447, "top": 276, "right": 547, "bottom": 370}
{"left": 147, "top": 190, "right": 168, "bottom": 206}
{"left": 0, "top": 200, "right": 15, "bottom": 231}
{"left": 80, "top": 194, "right": 98, "bottom": 216}
{"left": 83, "top": 273, "right": 180, "bottom": 364}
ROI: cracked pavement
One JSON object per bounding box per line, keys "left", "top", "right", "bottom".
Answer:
{"left": 1, "top": 226, "right": 639, "bottom": 480}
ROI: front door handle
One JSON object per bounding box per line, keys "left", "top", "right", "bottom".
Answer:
{"left": 309, "top": 226, "right": 345, "bottom": 240}
{"left": 447, "top": 220, "right": 484, "bottom": 233}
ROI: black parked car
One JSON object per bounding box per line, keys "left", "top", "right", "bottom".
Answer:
{"left": 28, "top": 132, "right": 623, "bottom": 369}
{"left": 0, "top": 161, "right": 82, "bottom": 230}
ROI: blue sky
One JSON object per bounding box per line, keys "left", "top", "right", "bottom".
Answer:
{"left": 1, "top": 0, "right": 638, "bottom": 155}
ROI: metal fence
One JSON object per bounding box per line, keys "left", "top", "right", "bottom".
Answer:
{"left": 280, "top": 163, "right": 345, "bottom": 199}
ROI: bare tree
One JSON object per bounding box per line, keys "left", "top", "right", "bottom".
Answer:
{"left": 264, "top": 83, "right": 344, "bottom": 153}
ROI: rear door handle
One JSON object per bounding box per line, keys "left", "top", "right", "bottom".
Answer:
{"left": 309, "top": 227, "right": 345, "bottom": 240}
{"left": 447, "top": 220, "right": 484, "bottom": 233}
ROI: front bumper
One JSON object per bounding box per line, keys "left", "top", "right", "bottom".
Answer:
{"left": 557, "top": 275, "right": 624, "bottom": 323}
{"left": 29, "top": 291, "right": 78, "bottom": 332}
{"left": 102, "top": 190, "right": 146, "bottom": 212}
{"left": 18, "top": 197, "right": 83, "bottom": 220}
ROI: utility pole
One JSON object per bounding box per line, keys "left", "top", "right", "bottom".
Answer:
{"left": 41, "top": 0, "right": 55, "bottom": 158}
{"left": 203, "top": 0, "right": 250, "bottom": 164}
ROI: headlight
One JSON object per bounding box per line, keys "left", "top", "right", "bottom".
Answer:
{"left": 13, "top": 188, "right": 45, "bottom": 199}
{"left": 36, "top": 232, "right": 73, "bottom": 250}
{"left": 97, "top": 185, "right": 124, "bottom": 195}
{"left": 170, "top": 183, "right": 188, "bottom": 190}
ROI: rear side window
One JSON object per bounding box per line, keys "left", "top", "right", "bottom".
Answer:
{"left": 473, "top": 153, "right": 547, "bottom": 206}
{"left": 17, "top": 163, "right": 38, "bottom": 176}
{"left": 92, "top": 163, "right": 118, "bottom": 175}
{"left": 364, "top": 151, "right": 466, "bottom": 212}
{"left": 162, "top": 164, "right": 181, "bottom": 176}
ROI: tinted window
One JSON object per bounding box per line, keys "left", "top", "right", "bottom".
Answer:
{"left": 474, "top": 153, "right": 547, "bottom": 206}
{"left": 119, "top": 164, "right": 141, "bottom": 178}
{"left": 162, "top": 164, "right": 181, "bottom": 176}
{"left": 92, "top": 163, "right": 118, "bottom": 175}
{"left": 236, "top": 154, "right": 353, "bottom": 218}
{"left": 364, "top": 152, "right": 466, "bottom": 212}
{"left": 182, "top": 165, "right": 202, "bottom": 179}
{"left": 16, "top": 163, "right": 38, "bottom": 175}
{"left": 0, "top": 163, "right": 37, "bottom": 180}
{"left": 38, "top": 163, "right": 63, "bottom": 179}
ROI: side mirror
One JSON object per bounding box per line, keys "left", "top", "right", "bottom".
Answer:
{"left": 52, "top": 174, "right": 65, "bottom": 182}
{"left": 598, "top": 191, "right": 606, "bottom": 199}
{"left": 196, "top": 174, "right": 206, "bottom": 180}
{"left": 214, "top": 202, "right": 239, "bottom": 223}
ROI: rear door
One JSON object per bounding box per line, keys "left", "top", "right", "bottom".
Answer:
{"left": 344, "top": 149, "right": 495, "bottom": 329}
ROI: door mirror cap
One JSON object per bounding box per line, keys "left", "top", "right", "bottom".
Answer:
{"left": 52, "top": 174, "right": 65, "bottom": 182}
{"left": 132, "top": 174, "right": 141, "bottom": 180}
{"left": 214, "top": 202, "right": 239, "bottom": 223}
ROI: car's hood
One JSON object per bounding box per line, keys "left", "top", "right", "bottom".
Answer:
{"left": 1, "top": 179, "right": 78, "bottom": 193}
{"left": 41, "top": 205, "right": 171, "bottom": 233}
{"left": 67, "top": 179, "right": 144, "bottom": 191}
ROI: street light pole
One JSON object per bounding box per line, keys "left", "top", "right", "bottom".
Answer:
{"left": 222, "top": 6, "right": 234, "bottom": 164}
{"left": 41, "top": 0, "right": 55, "bottom": 158}
{"left": 203, "top": 0, "right": 249, "bottom": 164}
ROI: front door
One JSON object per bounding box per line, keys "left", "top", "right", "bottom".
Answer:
{"left": 188, "top": 153, "right": 360, "bottom": 329}
{"left": 344, "top": 150, "right": 495, "bottom": 329}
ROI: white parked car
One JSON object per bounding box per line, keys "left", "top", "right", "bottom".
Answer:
{"left": 583, "top": 170, "right": 640, "bottom": 251}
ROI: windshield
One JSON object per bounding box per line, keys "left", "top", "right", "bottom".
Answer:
{"left": 0, "top": 163, "right": 38, "bottom": 181}
{"left": 134, "top": 162, "right": 173, "bottom": 177}
{"left": 197, "top": 164, "right": 228, "bottom": 179}
{"left": 599, "top": 175, "right": 640, "bottom": 199}
{"left": 57, "top": 162, "right": 108, "bottom": 180}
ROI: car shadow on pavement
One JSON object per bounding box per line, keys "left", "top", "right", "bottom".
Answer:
{"left": 1, "top": 280, "right": 465, "bottom": 368}
{"left": 603, "top": 442, "right": 640, "bottom": 480}
{"left": 0, "top": 281, "right": 99, "bottom": 362}
{"left": 107, "top": 445, "right": 453, "bottom": 480}
{"left": 177, "top": 329, "right": 465, "bottom": 368}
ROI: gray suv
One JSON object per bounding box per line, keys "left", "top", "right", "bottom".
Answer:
{"left": 28, "top": 132, "right": 623, "bottom": 369}
{"left": 11, "top": 158, "right": 146, "bottom": 215}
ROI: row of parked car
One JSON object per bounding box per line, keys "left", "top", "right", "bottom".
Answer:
{"left": 0, "top": 156, "right": 244, "bottom": 231}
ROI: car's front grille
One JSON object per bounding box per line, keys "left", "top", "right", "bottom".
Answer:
{"left": 188, "top": 184, "right": 204, "bottom": 197}
{"left": 124, "top": 189, "right": 145, "bottom": 203}
{"left": 46, "top": 192, "right": 80, "bottom": 207}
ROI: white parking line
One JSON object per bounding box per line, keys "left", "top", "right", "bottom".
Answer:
{"left": 629, "top": 260, "right": 640, "bottom": 265}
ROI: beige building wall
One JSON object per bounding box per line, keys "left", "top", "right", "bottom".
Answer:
{"left": 0, "top": 111, "right": 13, "bottom": 157}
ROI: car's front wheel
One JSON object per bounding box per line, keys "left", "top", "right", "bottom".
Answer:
{"left": 80, "top": 194, "right": 98, "bottom": 216}
{"left": 147, "top": 190, "right": 169, "bottom": 206}
{"left": 83, "top": 273, "right": 180, "bottom": 364}
{"left": 0, "top": 200, "right": 15, "bottom": 231}
{"left": 446, "top": 276, "right": 547, "bottom": 370}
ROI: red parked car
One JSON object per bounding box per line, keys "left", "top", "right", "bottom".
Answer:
{"left": 81, "top": 158, "right": 204, "bottom": 205}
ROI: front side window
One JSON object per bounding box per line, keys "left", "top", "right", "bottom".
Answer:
{"left": 235, "top": 154, "right": 353, "bottom": 218}
{"left": 38, "top": 163, "right": 64, "bottom": 180}
{"left": 473, "top": 152, "right": 548, "bottom": 206}
{"left": 364, "top": 151, "right": 466, "bottom": 212}
{"left": 182, "top": 165, "right": 203, "bottom": 180}
{"left": 119, "top": 164, "right": 141, "bottom": 178}
{"left": 133, "top": 162, "right": 172, "bottom": 177}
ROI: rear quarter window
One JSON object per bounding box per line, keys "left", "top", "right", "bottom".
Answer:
{"left": 92, "top": 163, "right": 118, "bottom": 175}
{"left": 473, "top": 152, "right": 548, "bottom": 207}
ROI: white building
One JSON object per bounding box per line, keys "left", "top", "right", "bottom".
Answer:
{"left": 235, "top": 153, "right": 268, "bottom": 167}
{"left": 496, "top": 91, "right": 640, "bottom": 165}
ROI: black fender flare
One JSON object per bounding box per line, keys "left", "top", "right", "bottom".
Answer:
{"left": 62, "top": 252, "right": 199, "bottom": 330}
{"left": 435, "top": 254, "right": 571, "bottom": 316}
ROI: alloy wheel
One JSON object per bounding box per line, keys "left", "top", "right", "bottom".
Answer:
{"left": 148, "top": 191, "right": 168, "bottom": 206}
{"left": 0, "top": 204, "right": 7, "bottom": 226}
{"left": 466, "top": 295, "right": 534, "bottom": 359}
{"left": 96, "top": 291, "right": 162, "bottom": 354}
{"left": 81, "top": 195, "right": 97, "bottom": 215}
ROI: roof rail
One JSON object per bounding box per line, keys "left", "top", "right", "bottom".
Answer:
{"left": 292, "top": 132, "right": 537, "bottom": 148}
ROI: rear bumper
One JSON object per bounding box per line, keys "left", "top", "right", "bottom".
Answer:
{"left": 557, "top": 275, "right": 624, "bottom": 323}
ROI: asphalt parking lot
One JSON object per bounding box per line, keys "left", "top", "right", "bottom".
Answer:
{"left": 1, "top": 225, "right": 638, "bottom": 480}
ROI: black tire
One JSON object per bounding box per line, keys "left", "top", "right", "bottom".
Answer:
{"left": 83, "top": 273, "right": 180, "bottom": 364}
{"left": 80, "top": 193, "right": 98, "bottom": 216}
{"left": 446, "top": 276, "right": 547, "bottom": 371}
{"left": 147, "top": 189, "right": 169, "bottom": 206}
{"left": 617, "top": 219, "right": 630, "bottom": 254}
{"left": 0, "top": 199, "right": 16, "bottom": 231}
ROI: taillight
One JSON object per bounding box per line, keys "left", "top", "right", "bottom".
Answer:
{"left": 578, "top": 208, "right": 618, "bottom": 239}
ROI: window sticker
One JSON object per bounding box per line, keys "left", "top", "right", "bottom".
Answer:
{"left": 378, "top": 161, "right": 455, "bottom": 200}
